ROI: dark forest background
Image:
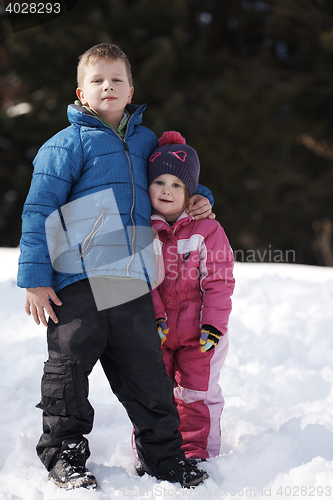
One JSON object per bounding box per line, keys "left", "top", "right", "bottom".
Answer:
{"left": 1, "top": 0, "right": 333, "bottom": 265}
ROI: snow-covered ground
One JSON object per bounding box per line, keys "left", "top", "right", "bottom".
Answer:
{"left": 1, "top": 247, "right": 333, "bottom": 500}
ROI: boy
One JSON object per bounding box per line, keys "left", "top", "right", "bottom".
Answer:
{"left": 17, "top": 44, "right": 213, "bottom": 489}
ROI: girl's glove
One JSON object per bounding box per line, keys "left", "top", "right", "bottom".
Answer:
{"left": 200, "top": 324, "right": 222, "bottom": 352}
{"left": 156, "top": 318, "right": 169, "bottom": 345}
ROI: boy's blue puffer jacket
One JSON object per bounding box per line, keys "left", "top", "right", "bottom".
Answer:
{"left": 17, "top": 103, "right": 213, "bottom": 293}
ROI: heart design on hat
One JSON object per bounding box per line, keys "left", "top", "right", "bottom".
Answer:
{"left": 169, "top": 151, "right": 187, "bottom": 162}
{"left": 149, "top": 152, "right": 162, "bottom": 162}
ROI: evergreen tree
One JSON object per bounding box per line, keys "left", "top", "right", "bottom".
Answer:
{"left": 1, "top": 0, "right": 333, "bottom": 265}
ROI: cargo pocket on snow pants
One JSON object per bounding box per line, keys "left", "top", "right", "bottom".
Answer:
{"left": 36, "top": 359, "right": 94, "bottom": 470}
{"left": 36, "top": 359, "right": 91, "bottom": 418}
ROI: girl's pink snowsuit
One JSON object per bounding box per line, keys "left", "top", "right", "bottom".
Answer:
{"left": 150, "top": 211, "right": 235, "bottom": 459}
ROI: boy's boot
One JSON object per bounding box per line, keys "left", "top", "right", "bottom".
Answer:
{"left": 136, "top": 454, "right": 208, "bottom": 488}
{"left": 48, "top": 439, "right": 97, "bottom": 490}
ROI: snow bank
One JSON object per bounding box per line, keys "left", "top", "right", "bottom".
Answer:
{"left": 1, "top": 249, "right": 333, "bottom": 499}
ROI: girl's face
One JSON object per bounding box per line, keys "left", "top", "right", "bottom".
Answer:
{"left": 149, "top": 174, "right": 187, "bottom": 222}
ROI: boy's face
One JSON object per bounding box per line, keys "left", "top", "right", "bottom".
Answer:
{"left": 149, "top": 174, "right": 187, "bottom": 222}
{"left": 76, "top": 58, "right": 134, "bottom": 129}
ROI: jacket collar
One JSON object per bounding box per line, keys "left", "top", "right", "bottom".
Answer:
{"left": 67, "top": 103, "right": 146, "bottom": 130}
{"left": 151, "top": 210, "right": 193, "bottom": 232}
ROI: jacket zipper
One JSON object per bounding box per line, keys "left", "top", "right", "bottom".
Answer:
{"left": 107, "top": 112, "right": 138, "bottom": 276}
{"left": 124, "top": 144, "right": 136, "bottom": 276}
{"left": 122, "top": 118, "right": 136, "bottom": 276}
{"left": 90, "top": 109, "right": 140, "bottom": 276}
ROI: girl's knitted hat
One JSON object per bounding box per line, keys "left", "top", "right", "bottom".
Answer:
{"left": 148, "top": 131, "right": 200, "bottom": 197}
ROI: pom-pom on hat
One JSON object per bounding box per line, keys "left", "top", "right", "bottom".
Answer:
{"left": 148, "top": 131, "right": 200, "bottom": 197}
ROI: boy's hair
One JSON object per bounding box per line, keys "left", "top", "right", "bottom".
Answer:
{"left": 77, "top": 43, "right": 133, "bottom": 88}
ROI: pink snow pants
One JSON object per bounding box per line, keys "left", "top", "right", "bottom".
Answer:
{"left": 161, "top": 296, "right": 229, "bottom": 460}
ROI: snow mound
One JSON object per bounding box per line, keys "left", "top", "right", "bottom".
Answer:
{"left": 1, "top": 250, "right": 333, "bottom": 499}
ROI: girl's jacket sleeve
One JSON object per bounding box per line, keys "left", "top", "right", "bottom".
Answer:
{"left": 150, "top": 230, "right": 167, "bottom": 320}
{"left": 17, "top": 132, "right": 84, "bottom": 288}
{"left": 151, "top": 287, "right": 166, "bottom": 321}
{"left": 199, "top": 222, "right": 235, "bottom": 335}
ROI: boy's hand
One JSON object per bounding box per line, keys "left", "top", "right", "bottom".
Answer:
{"left": 25, "top": 287, "right": 62, "bottom": 326}
{"left": 186, "top": 194, "right": 216, "bottom": 220}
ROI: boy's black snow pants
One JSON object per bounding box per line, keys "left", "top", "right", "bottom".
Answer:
{"left": 36, "top": 278, "right": 183, "bottom": 470}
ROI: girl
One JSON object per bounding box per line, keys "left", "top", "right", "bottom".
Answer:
{"left": 148, "top": 131, "right": 235, "bottom": 461}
